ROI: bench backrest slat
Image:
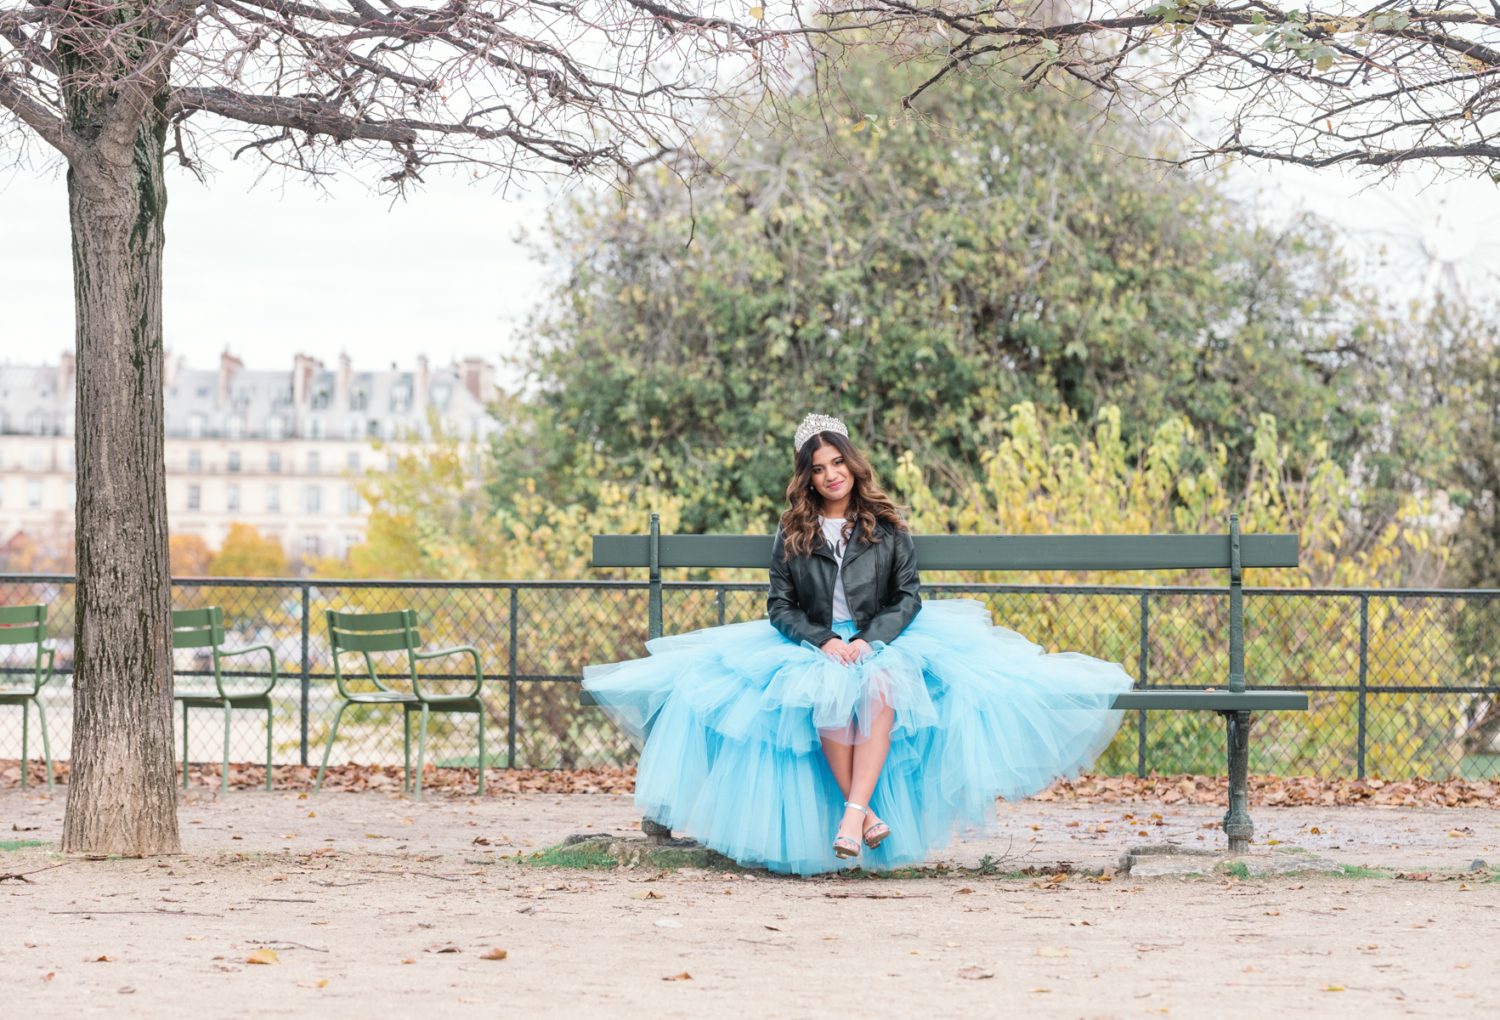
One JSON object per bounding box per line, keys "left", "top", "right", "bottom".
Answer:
{"left": 591, "top": 533, "right": 1299, "bottom": 571}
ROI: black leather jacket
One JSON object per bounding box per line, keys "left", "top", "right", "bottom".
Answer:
{"left": 768, "top": 520, "right": 922, "bottom": 649}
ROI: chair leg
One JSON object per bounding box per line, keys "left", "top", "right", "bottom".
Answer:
{"left": 315, "top": 702, "right": 351, "bottom": 795}
{"left": 476, "top": 706, "right": 486, "bottom": 797}
{"left": 414, "top": 704, "right": 431, "bottom": 800}
{"left": 266, "top": 706, "right": 274, "bottom": 792}
{"left": 403, "top": 710, "right": 412, "bottom": 794}
{"left": 182, "top": 701, "right": 191, "bottom": 789}
{"left": 34, "top": 697, "right": 54, "bottom": 793}
{"left": 221, "top": 701, "right": 232, "bottom": 796}
{"left": 19, "top": 701, "right": 28, "bottom": 790}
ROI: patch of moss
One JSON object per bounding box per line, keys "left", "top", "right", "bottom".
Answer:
{"left": 1338, "top": 864, "right": 1390, "bottom": 879}
{"left": 519, "top": 841, "right": 619, "bottom": 870}
{"left": 0, "top": 839, "right": 48, "bottom": 852}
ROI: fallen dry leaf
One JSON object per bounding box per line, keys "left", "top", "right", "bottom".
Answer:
{"left": 957, "top": 967, "right": 994, "bottom": 980}
{"left": 246, "top": 949, "right": 278, "bottom": 965}
{"left": 86, "top": 955, "right": 117, "bottom": 963}
{"left": 1037, "top": 947, "right": 1071, "bottom": 958}
{"left": 424, "top": 944, "right": 461, "bottom": 954}
{"left": 296, "top": 980, "right": 329, "bottom": 988}
{"left": 1265, "top": 910, "right": 1281, "bottom": 916}
{"left": 946, "top": 942, "right": 962, "bottom": 948}
{"left": 118, "top": 986, "right": 135, "bottom": 994}
{"left": 1322, "top": 984, "right": 1346, "bottom": 992}
{"left": 42, "top": 973, "right": 54, "bottom": 981}
{"left": 401, "top": 958, "right": 416, "bottom": 964}
{"left": 479, "top": 948, "right": 508, "bottom": 961}
{"left": 662, "top": 972, "right": 692, "bottom": 981}
{"left": 629, "top": 890, "right": 664, "bottom": 900}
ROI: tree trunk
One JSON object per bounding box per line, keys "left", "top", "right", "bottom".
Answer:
{"left": 60, "top": 110, "right": 181, "bottom": 855}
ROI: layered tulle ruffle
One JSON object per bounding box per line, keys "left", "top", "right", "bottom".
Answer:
{"left": 582, "top": 598, "right": 1132, "bottom": 875}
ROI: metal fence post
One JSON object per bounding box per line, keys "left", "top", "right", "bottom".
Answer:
{"left": 508, "top": 585, "right": 518, "bottom": 770}
{"left": 1138, "top": 591, "right": 1149, "bottom": 778}
{"left": 1357, "top": 593, "right": 1370, "bottom": 779}
{"left": 716, "top": 587, "right": 726, "bottom": 627}
{"left": 299, "top": 582, "right": 310, "bottom": 767}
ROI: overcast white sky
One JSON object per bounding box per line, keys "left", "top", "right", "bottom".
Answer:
{"left": 3, "top": 146, "right": 1498, "bottom": 384}
{"left": 0, "top": 159, "right": 557, "bottom": 387}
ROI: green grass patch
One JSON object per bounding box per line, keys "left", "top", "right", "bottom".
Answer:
{"left": 1338, "top": 864, "right": 1390, "bottom": 879}
{"left": 517, "top": 840, "right": 620, "bottom": 870}
{"left": 1223, "top": 861, "right": 1250, "bottom": 880}
{"left": 0, "top": 839, "right": 49, "bottom": 852}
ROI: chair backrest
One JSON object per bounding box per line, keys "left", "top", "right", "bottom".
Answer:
{"left": 0, "top": 604, "right": 47, "bottom": 646}
{"left": 327, "top": 609, "right": 420, "bottom": 654}
{"left": 172, "top": 606, "right": 224, "bottom": 650}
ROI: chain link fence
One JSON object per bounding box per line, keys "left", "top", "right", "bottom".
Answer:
{"left": 3, "top": 575, "right": 1499, "bottom": 780}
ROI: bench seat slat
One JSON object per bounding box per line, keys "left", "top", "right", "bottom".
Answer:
{"left": 592, "top": 533, "right": 1299, "bottom": 571}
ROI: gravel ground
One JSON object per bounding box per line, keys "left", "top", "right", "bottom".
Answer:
{"left": 2, "top": 788, "right": 1497, "bottom": 1018}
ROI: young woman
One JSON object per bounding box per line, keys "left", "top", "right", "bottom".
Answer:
{"left": 584, "top": 414, "right": 1133, "bottom": 874}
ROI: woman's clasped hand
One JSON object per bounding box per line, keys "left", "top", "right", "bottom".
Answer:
{"left": 820, "top": 636, "right": 873, "bottom": 666}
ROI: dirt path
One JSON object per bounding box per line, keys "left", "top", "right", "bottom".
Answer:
{"left": 3, "top": 789, "right": 1496, "bottom": 1018}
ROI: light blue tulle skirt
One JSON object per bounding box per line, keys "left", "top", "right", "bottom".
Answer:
{"left": 582, "top": 598, "right": 1133, "bottom": 875}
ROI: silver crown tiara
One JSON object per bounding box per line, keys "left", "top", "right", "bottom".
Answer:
{"left": 794, "top": 413, "right": 849, "bottom": 453}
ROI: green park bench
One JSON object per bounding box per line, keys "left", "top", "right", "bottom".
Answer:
{"left": 583, "top": 513, "right": 1306, "bottom": 854}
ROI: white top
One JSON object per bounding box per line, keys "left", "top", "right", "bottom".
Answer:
{"left": 820, "top": 516, "right": 854, "bottom": 624}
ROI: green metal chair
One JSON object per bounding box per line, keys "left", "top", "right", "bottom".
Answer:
{"left": 0, "top": 604, "right": 56, "bottom": 792}
{"left": 172, "top": 607, "right": 279, "bottom": 793}
{"left": 315, "top": 609, "right": 486, "bottom": 798}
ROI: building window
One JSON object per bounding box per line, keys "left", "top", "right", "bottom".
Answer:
{"left": 341, "top": 533, "right": 362, "bottom": 558}
{"left": 302, "top": 535, "right": 321, "bottom": 559}
{"left": 227, "top": 484, "right": 240, "bottom": 512}
{"left": 28, "top": 448, "right": 44, "bottom": 470}
{"left": 267, "top": 485, "right": 280, "bottom": 513}
{"left": 307, "top": 452, "right": 321, "bottom": 475}
{"left": 346, "top": 416, "right": 363, "bottom": 440}
{"left": 27, "top": 411, "right": 47, "bottom": 434}
{"left": 227, "top": 415, "right": 245, "bottom": 439}
{"left": 347, "top": 451, "right": 360, "bottom": 471}
{"left": 187, "top": 485, "right": 201, "bottom": 511}
{"left": 304, "top": 485, "right": 322, "bottom": 513}
{"left": 390, "top": 385, "right": 412, "bottom": 413}
{"left": 266, "top": 416, "right": 285, "bottom": 440}
{"left": 67, "top": 481, "right": 76, "bottom": 508}
{"left": 308, "top": 417, "right": 324, "bottom": 440}
{"left": 188, "top": 450, "right": 202, "bottom": 472}
{"left": 188, "top": 414, "right": 205, "bottom": 438}
{"left": 27, "top": 480, "right": 42, "bottom": 508}
{"left": 228, "top": 452, "right": 241, "bottom": 473}
{"left": 268, "top": 451, "right": 281, "bottom": 473}
{"left": 344, "top": 485, "right": 360, "bottom": 514}
{"left": 367, "top": 419, "right": 382, "bottom": 439}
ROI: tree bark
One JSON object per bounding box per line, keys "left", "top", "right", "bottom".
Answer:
{"left": 60, "top": 106, "right": 181, "bottom": 855}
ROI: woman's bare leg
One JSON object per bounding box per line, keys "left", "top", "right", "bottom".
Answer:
{"left": 826, "top": 700, "right": 894, "bottom": 846}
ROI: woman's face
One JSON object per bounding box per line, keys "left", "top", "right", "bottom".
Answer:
{"left": 809, "top": 441, "right": 852, "bottom": 505}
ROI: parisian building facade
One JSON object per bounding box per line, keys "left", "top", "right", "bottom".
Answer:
{"left": 0, "top": 351, "right": 497, "bottom": 570}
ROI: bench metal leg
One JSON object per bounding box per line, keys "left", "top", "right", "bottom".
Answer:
{"left": 1222, "top": 709, "right": 1253, "bottom": 855}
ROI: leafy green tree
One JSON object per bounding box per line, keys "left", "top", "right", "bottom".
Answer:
{"left": 499, "top": 63, "right": 1370, "bottom": 533}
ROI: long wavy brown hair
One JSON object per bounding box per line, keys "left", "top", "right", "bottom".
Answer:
{"left": 779, "top": 431, "right": 908, "bottom": 558}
